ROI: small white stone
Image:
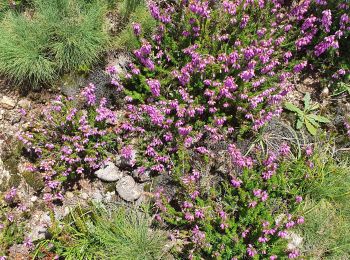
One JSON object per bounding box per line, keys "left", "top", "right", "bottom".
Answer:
{"left": 30, "top": 196, "right": 38, "bottom": 202}
{"left": 116, "top": 176, "right": 142, "bottom": 202}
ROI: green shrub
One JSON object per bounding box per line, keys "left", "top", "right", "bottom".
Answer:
{"left": 34, "top": 203, "right": 169, "bottom": 260}
{"left": 0, "top": 0, "right": 109, "bottom": 86}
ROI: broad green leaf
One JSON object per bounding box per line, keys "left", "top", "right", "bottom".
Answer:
{"left": 306, "top": 115, "right": 320, "bottom": 128}
{"left": 305, "top": 119, "right": 317, "bottom": 136}
{"left": 303, "top": 93, "right": 311, "bottom": 110}
{"left": 308, "top": 114, "right": 330, "bottom": 123}
{"left": 296, "top": 118, "right": 303, "bottom": 129}
{"left": 284, "top": 102, "right": 303, "bottom": 115}
{"left": 309, "top": 103, "right": 320, "bottom": 111}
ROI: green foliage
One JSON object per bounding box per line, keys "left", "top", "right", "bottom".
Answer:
{"left": 284, "top": 93, "right": 330, "bottom": 136}
{"left": 0, "top": 0, "right": 109, "bottom": 86}
{"left": 34, "top": 203, "right": 169, "bottom": 260}
{"left": 297, "top": 143, "right": 350, "bottom": 259}
{"left": 113, "top": 1, "right": 156, "bottom": 51}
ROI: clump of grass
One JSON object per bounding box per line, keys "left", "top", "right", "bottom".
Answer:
{"left": 297, "top": 141, "right": 350, "bottom": 259}
{"left": 0, "top": 0, "right": 109, "bottom": 87}
{"left": 34, "top": 203, "right": 170, "bottom": 260}
{"left": 114, "top": 0, "right": 156, "bottom": 51}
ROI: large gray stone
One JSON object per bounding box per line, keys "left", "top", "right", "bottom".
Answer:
{"left": 94, "top": 162, "right": 123, "bottom": 182}
{"left": 116, "top": 175, "right": 142, "bottom": 202}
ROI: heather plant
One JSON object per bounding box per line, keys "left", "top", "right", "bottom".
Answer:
{"left": 0, "top": 0, "right": 109, "bottom": 86}
{"left": 19, "top": 84, "right": 119, "bottom": 201}
{"left": 0, "top": 187, "right": 30, "bottom": 256}
{"left": 34, "top": 203, "right": 169, "bottom": 260}
{"left": 109, "top": 0, "right": 315, "bottom": 176}
{"left": 290, "top": 0, "right": 350, "bottom": 88}
{"left": 154, "top": 143, "right": 309, "bottom": 259}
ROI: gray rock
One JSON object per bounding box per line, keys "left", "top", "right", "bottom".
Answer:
{"left": 116, "top": 176, "right": 142, "bottom": 202}
{"left": 28, "top": 212, "right": 51, "bottom": 241}
{"left": 0, "top": 96, "right": 16, "bottom": 109}
{"left": 94, "top": 162, "right": 123, "bottom": 182}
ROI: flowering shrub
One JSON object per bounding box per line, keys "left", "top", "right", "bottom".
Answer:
{"left": 0, "top": 187, "right": 30, "bottom": 256}
{"left": 291, "top": 0, "right": 350, "bottom": 84}
{"left": 19, "top": 84, "right": 119, "bottom": 201}
{"left": 154, "top": 144, "right": 308, "bottom": 259}
{"left": 109, "top": 0, "right": 315, "bottom": 176}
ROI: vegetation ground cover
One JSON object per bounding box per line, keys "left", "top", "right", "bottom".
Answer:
{"left": 0, "top": 0, "right": 349, "bottom": 259}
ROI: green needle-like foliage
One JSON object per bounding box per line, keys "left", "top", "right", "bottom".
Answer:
{"left": 34, "top": 204, "right": 169, "bottom": 260}
{"left": 0, "top": 0, "right": 109, "bottom": 87}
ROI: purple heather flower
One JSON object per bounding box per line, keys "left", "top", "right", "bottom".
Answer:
{"left": 132, "top": 22, "right": 141, "bottom": 36}
{"left": 295, "top": 196, "right": 303, "bottom": 203}
{"left": 146, "top": 79, "right": 161, "bottom": 97}
{"left": 82, "top": 83, "right": 96, "bottom": 106}
{"left": 321, "top": 10, "right": 332, "bottom": 33}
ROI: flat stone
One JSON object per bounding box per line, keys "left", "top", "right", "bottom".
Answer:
{"left": 17, "top": 99, "right": 31, "bottom": 109}
{"left": 94, "top": 162, "right": 123, "bottom": 182}
{"left": 116, "top": 175, "right": 142, "bottom": 202}
{"left": 0, "top": 96, "right": 16, "bottom": 109}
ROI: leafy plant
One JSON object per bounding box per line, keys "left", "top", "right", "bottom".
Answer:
{"left": 284, "top": 93, "right": 330, "bottom": 136}
{"left": 0, "top": 0, "right": 109, "bottom": 86}
{"left": 34, "top": 203, "right": 169, "bottom": 260}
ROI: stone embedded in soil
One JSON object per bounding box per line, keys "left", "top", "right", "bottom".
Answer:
{"left": 0, "top": 96, "right": 16, "bottom": 109}
{"left": 17, "top": 98, "right": 31, "bottom": 109}
{"left": 94, "top": 161, "right": 124, "bottom": 182}
{"left": 116, "top": 175, "right": 142, "bottom": 202}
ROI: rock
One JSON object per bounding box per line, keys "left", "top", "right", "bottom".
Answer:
{"left": 28, "top": 212, "right": 51, "bottom": 241}
{"left": 116, "top": 176, "right": 142, "bottom": 202}
{"left": 17, "top": 99, "right": 31, "bottom": 109}
{"left": 94, "top": 162, "right": 123, "bottom": 182}
{"left": 0, "top": 96, "right": 16, "bottom": 109}
{"left": 104, "top": 191, "right": 115, "bottom": 203}
{"left": 66, "top": 191, "right": 74, "bottom": 199}
{"left": 286, "top": 231, "right": 303, "bottom": 250}
{"left": 91, "top": 190, "right": 104, "bottom": 203}
{"left": 80, "top": 192, "right": 89, "bottom": 200}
